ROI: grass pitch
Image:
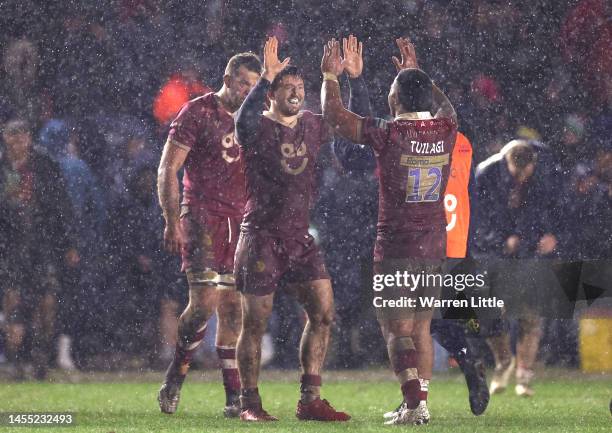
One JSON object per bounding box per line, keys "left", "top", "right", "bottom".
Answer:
{"left": 0, "top": 369, "right": 610, "bottom": 433}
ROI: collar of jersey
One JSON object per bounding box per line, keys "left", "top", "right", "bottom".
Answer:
{"left": 395, "top": 112, "right": 433, "bottom": 120}
{"left": 213, "top": 93, "right": 234, "bottom": 116}
{"left": 263, "top": 110, "right": 303, "bottom": 128}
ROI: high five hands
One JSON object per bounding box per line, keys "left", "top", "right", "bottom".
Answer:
{"left": 321, "top": 35, "right": 363, "bottom": 78}
{"left": 321, "top": 38, "right": 344, "bottom": 76}
{"left": 321, "top": 35, "right": 419, "bottom": 77}
{"left": 342, "top": 35, "right": 363, "bottom": 78}
{"left": 262, "top": 36, "right": 291, "bottom": 82}
{"left": 392, "top": 37, "right": 419, "bottom": 71}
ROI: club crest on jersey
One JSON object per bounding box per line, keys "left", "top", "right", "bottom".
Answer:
{"left": 221, "top": 132, "right": 240, "bottom": 163}
{"left": 280, "top": 141, "right": 308, "bottom": 175}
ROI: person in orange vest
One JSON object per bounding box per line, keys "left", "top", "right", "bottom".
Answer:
{"left": 445, "top": 131, "right": 472, "bottom": 259}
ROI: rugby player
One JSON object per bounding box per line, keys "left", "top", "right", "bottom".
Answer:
{"left": 157, "top": 52, "right": 261, "bottom": 417}
{"left": 322, "top": 37, "right": 457, "bottom": 425}
{"left": 385, "top": 131, "right": 490, "bottom": 418}
{"left": 333, "top": 104, "right": 490, "bottom": 416}
{"left": 233, "top": 36, "right": 350, "bottom": 422}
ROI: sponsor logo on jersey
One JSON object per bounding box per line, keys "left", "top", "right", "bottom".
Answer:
{"left": 221, "top": 132, "right": 240, "bottom": 163}
{"left": 280, "top": 141, "right": 308, "bottom": 175}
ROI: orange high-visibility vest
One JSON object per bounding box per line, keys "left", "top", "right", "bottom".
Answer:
{"left": 444, "top": 132, "right": 473, "bottom": 258}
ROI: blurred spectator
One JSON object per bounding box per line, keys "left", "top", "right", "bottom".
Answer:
{"left": 38, "top": 119, "right": 109, "bottom": 369}
{"left": 51, "top": 13, "right": 114, "bottom": 118}
{"left": 0, "top": 119, "right": 76, "bottom": 379}
{"left": 474, "top": 139, "right": 560, "bottom": 397}
{"left": 108, "top": 164, "right": 181, "bottom": 365}
{"left": 99, "top": 115, "right": 156, "bottom": 206}
{"left": 0, "top": 38, "right": 51, "bottom": 126}
{"left": 555, "top": 114, "right": 592, "bottom": 174}
{"left": 560, "top": 0, "right": 612, "bottom": 106}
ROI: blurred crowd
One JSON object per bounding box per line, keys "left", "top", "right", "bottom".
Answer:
{"left": 0, "top": 0, "right": 610, "bottom": 376}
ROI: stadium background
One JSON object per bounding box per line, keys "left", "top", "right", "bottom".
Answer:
{"left": 0, "top": 0, "right": 610, "bottom": 424}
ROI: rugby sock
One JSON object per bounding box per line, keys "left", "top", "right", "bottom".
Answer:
{"left": 240, "top": 387, "right": 262, "bottom": 410}
{"left": 165, "top": 323, "right": 207, "bottom": 387}
{"left": 388, "top": 336, "right": 421, "bottom": 409}
{"left": 516, "top": 366, "right": 534, "bottom": 385}
{"left": 300, "top": 374, "right": 322, "bottom": 404}
{"left": 216, "top": 346, "right": 240, "bottom": 405}
{"left": 419, "top": 378, "right": 429, "bottom": 402}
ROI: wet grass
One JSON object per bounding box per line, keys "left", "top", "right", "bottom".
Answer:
{"left": 0, "top": 371, "right": 610, "bottom": 432}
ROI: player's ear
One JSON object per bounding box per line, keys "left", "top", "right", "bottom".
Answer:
{"left": 388, "top": 91, "right": 397, "bottom": 116}
{"left": 267, "top": 89, "right": 275, "bottom": 102}
{"left": 223, "top": 74, "right": 232, "bottom": 88}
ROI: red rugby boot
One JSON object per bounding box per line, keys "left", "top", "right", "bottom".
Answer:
{"left": 296, "top": 398, "right": 351, "bottom": 421}
{"left": 239, "top": 407, "right": 278, "bottom": 422}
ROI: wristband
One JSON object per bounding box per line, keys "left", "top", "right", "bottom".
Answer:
{"left": 323, "top": 72, "right": 338, "bottom": 82}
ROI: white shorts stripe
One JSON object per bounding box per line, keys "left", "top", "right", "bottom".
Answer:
{"left": 185, "top": 340, "right": 203, "bottom": 351}
{"left": 216, "top": 273, "right": 236, "bottom": 285}
{"left": 221, "top": 359, "right": 237, "bottom": 369}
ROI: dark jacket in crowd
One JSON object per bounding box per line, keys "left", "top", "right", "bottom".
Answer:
{"left": 472, "top": 141, "right": 560, "bottom": 258}
{"left": 0, "top": 147, "right": 74, "bottom": 287}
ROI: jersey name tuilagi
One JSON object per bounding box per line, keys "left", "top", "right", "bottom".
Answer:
{"left": 363, "top": 116, "right": 457, "bottom": 234}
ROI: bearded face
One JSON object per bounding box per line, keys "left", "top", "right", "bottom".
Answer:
{"left": 270, "top": 75, "right": 305, "bottom": 116}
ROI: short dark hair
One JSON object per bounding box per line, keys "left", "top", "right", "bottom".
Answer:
{"left": 3, "top": 119, "right": 31, "bottom": 136}
{"left": 225, "top": 52, "right": 262, "bottom": 76}
{"left": 270, "top": 66, "right": 302, "bottom": 92}
{"left": 507, "top": 142, "right": 537, "bottom": 169}
{"left": 395, "top": 69, "right": 433, "bottom": 112}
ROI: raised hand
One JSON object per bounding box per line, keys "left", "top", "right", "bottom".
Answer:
{"left": 341, "top": 34, "right": 363, "bottom": 78}
{"left": 262, "top": 36, "right": 291, "bottom": 82}
{"left": 391, "top": 37, "right": 419, "bottom": 72}
{"left": 321, "top": 38, "right": 344, "bottom": 77}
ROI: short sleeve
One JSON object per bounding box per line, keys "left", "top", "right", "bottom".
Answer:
{"left": 362, "top": 117, "right": 391, "bottom": 152}
{"left": 166, "top": 101, "right": 201, "bottom": 151}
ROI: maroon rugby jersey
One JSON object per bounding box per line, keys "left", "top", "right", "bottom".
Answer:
{"left": 362, "top": 114, "right": 457, "bottom": 259}
{"left": 166, "top": 93, "right": 245, "bottom": 216}
{"left": 240, "top": 111, "right": 331, "bottom": 236}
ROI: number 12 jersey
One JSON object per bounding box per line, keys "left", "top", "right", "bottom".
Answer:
{"left": 362, "top": 114, "right": 457, "bottom": 260}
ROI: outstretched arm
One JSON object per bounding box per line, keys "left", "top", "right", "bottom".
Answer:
{"left": 333, "top": 72, "right": 376, "bottom": 171}
{"left": 342, "top": 34, "right": 372, "bottom": 117}
{"left": 332, "top": 35, "right": 375, "bottom": 171}
{"left": 321, "top": 38, "right": 365, "bottom": 144}
{"left": 235, "top": 79, "right": 269, "bottom": 149}
{"left": 348, "top": 76, "right": 371, "bottom": 117}
{"left": 236, "top": 36, "right": 290, "bottom": 148}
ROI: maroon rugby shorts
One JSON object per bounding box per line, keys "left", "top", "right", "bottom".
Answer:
{"left": 180, "top": 205, "right": 240, "bottom": 277}
{"left": 234, "top": 231, "right": 330, "bottom": 296}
